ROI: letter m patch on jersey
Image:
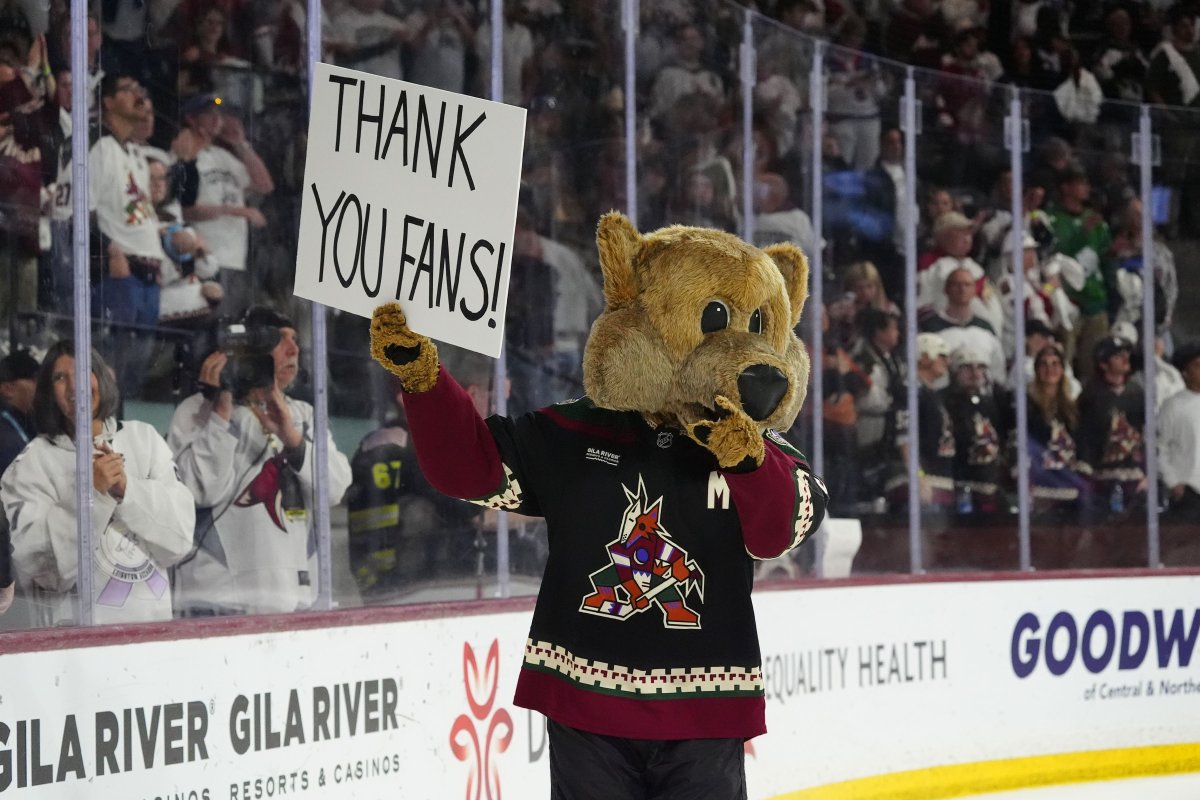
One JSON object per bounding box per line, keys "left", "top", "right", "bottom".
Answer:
{"left": 707, "top": 471, "right": 730, "bottom": 510}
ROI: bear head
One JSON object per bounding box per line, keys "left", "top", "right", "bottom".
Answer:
{"left": 583, "top": 212, "right": 811, "bottom": 442}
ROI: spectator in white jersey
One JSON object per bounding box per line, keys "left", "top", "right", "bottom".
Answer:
{"left": 168, "top": 307, "right": 350, "bottom": 616}
{"left": 1, "top": 341, "right": 195, "bottom": 627}
{"left": 89, "top": 71, "right": 170, "bottom": 400}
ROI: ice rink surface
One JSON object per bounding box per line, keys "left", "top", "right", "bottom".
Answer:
{"left": 968, "top": 773, "right": 1200, "bottom": 798}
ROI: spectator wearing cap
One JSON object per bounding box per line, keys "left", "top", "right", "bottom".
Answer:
{"left": 1076, "top": 335, "right": 1145, "bottom": 513}
{"left": 1009, "top": 318, "right": 1082, "bottom": 401}
{"left": 920, "top": 266, "right": 1007, "bottom": 383}
{"left": 1027, "top": 343, "right": 1087, "bottom": 516}
{"left": 171, "top": 92, "right": 274, "bottom": 319}
{"left": 945, "top": 344, "right": 1013, "bottom": 515}
{"left": 167, "top": 307, "right": 350, "bottom": 616}
{"left": 1048, "top": 163, "right": 1113, "bottom": 381}
{"left": 1159, "top": 342, "right": 1200, "bottom": 522}
{"left": 0, "top": 350, "right": 38, "bottom": 477}
{"left": 90, "top": 70, "right": 169, "bottom": 400}
{"left": 917, "top": 211, "right": 1004, "bottom": 336}
{"left": 915, "top": 333, "right": 955, "bottom": 508}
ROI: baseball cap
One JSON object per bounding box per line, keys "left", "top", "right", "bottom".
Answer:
{"left": 1094, "top": 335, "right": 1133, "bottom": 363}
{"left": 950, "top": 345, "right": 987, "bottom": 371}
{"left": 917, "top": 333, "right": 950, "bottom": 360}
{"left": 933, "top": 211, "right": 972, "bottom": 235}
{"left": 241, "top": 305, "right": 295, "bottom": 331}
{"left": 182, "top": 92, "right": 222, "bottom": 117}
{"left": 0, "top": 350, "right": 39, "bottom": 383}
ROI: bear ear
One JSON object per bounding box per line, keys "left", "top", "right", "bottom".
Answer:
{"left": 764, "top": 242, "right": 810, "bottom": 326}
{"left": 596, "top": 211, "right": 642, "bottom": 308}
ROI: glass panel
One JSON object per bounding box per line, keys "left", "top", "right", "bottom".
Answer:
{"left": 1150, "top": 103, "right": 1200, "bottom": 568}
{"left": 61, "top": 5, "right": 322, "bottom": 623}
{"left": 750, "top": 14, "right": 821, "bottom": 579}
{"left": 1022, "top": 84, "right": 1147, "bottom": 569}
{"left": 327, "top": 1, "right": 496, "bottom": 608}
{"left": 324, "top": 0, "right": 606, "bottom": 608}
{"left": 911, "top": 60, "right": 1017, "bottom": 572}
{"left": 0, "top": 6, "right": 80, "bottom": 630}
{"left": 817, "top": 35, "right": 910, "bottom": 575}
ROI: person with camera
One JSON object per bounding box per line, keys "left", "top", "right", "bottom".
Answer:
{"left": 167, "top": 307, "right": 350, "bottom": 616}
{"left": 0, "top": 340, "right": 196, "bottom": 627}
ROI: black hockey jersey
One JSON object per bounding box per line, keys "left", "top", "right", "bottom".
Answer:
{"left": 402, "top": 366, "right": 828, "bottom": 740}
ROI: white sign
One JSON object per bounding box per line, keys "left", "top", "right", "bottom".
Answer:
{"left": 294, "top": 63, "right": 527, "bottom": 357}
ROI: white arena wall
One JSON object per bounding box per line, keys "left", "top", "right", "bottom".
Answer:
{"left": 0, "top": 571, "right": 1197, "bottom": 800}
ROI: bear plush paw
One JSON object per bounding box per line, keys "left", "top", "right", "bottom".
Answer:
{"left": 685, "top": 395, "right": 765, "bottom": 470}
{"left": 370, "top": 302, "right": 440, "bottom": 394}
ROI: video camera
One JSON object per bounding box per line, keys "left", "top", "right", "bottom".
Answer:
{"left": 209, "top": 318, "right": 279, "bottom": 400}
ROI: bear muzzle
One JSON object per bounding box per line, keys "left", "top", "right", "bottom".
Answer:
{"left": 737, "top": 363, "right": 789, "bottom": 421}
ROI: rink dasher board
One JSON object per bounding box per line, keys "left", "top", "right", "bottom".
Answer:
{"left": 0, "top": 574, "right": 1197, "bottom": 799}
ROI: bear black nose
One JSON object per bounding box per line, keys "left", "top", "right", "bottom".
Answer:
{"left": 737, "top": 364, "right": 788, "bottom": 421}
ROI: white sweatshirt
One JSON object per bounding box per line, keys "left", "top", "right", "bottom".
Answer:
{"left": 0, "top": 419, "right": 196, "bottom": 627}
{"left": 167, "top": 393, "right": 351, "bottom": 614}
{"left": 1159, "top": 389, "right": 1200, "bottom": 494}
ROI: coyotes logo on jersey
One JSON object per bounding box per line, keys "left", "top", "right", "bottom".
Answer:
{"left": 968, "top": 412, "right": 1000, "bottom": 466}
{"left": 1102, "top": 410, "right": 1142, "bottom": 465}
{"left": 579, "top": 476, "right": 705, "bottom": 629}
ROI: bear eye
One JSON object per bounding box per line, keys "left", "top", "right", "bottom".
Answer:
{"left": 701, "top": 301, "right": 729, "bottom": 333}
{"left": 749, "top": 308, "right": 764, "bottom": 334}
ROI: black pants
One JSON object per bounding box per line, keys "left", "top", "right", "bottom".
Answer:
{"left": 548, "top": 720, "right": 747, "bottom": 800}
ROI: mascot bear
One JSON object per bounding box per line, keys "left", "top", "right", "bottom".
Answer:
{"left": 370, "top": 212, "right": 828, "bottom": 799}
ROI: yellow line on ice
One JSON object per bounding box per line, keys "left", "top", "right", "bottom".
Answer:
{"left": 769, "top": 743, "right": 1200, "bottom": 799}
